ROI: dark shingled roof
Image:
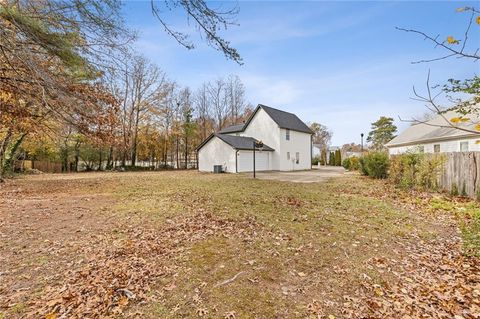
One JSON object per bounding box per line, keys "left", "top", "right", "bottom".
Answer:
{"left": 218, "top": 124, "right": 245, "bottom": 134}
{"left": 196, "top": 104, "right": 312, "bottom": 151}
{"left": 215, "top": 134, "right": 274, "bottom": 151}
{"left": 248, "top": 104, "right": 313, "bottom": 134}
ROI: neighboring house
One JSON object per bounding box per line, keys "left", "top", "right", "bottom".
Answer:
{"left": 343, "top": 151, "right": 362, "bottom": 158}
{"left": 196, "top": 104, "right": 313, "bottom": 173}
{"left": 386, "top": 111, "right": 480, "bottom": 155}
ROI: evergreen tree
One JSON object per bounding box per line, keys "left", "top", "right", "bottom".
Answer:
{"left": 328, "top": 151, "right": 335, "bottom": 166}
{"left": 335, "top": 149, "right": 342, "bottom": 166}
{"left": 367, "top": 117, "right": 397, "bottom": 150}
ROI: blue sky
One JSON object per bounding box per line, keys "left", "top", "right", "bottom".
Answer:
{"left": 123, "top": 1, "right": 479, "bottom": 146}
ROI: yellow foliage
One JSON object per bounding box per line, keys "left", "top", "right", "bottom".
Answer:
{"left": 447, "top": 36, "right": 459, "bottom": 44}
{"left": 45, "top": 313, "right": 57, "bottom": 319}
{"left": 475, "top": 124, "right": 480, "bottom": 131}
{"left": 450, "top": 117, "right": 461, "bottom": 123}
{"left": 477, "top": 16, "right": 480, "bottom": 25}
{"left": 476, "top": 140, "right": 480, "bottom": 145}
{"left": 456, "top": 7, "right": 465, "bottom": 12}
{"left": 460, "top": 117, "right": 470, "bottom": 122}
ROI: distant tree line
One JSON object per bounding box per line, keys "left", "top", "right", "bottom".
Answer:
{"left": 0, "top": 0, "right": 245, "bottom": 178}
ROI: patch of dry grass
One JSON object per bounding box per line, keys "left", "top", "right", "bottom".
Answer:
{"left": 0, "top": 171, "right": 471, "bottom": 318}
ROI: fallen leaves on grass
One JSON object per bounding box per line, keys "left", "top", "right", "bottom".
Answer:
{"left": 342, "top": 234, "right": 480, "bottom": 318}
{"left": 15, "top": 212, "right": 256, "bottom": 318}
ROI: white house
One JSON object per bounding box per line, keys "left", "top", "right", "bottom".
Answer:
{"left": 196, "top": 104, "right": 313, "bottom": 173}
{"left": 386, "top": 111, "right": 480, "bottom": 155}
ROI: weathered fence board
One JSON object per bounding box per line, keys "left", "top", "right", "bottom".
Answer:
{"left": 438, "top": 152, "right": 480, "bottom": 198}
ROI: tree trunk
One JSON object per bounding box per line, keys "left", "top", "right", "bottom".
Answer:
{"left": 0, "top": 128, "right": 13, "bottom": 181}
{"left": 176, "top": 136, "right": 179, "bottom": 169}
{"left": 184, "top": 136, "right": 188, "bottom": 169}
{"left": 1, "top": 133, "right": 27, "bottom": 177}
{"left": 106, "top": 145, "right": 113, "bottom": 170}
{"left": 98, "top": 148, "right": 103, "bottom": 171}
{"left": 60, "top": 140, "right": 69, "bottom": 172}
{"left": 74, "top": 143, "right": 80, "bottom": 172}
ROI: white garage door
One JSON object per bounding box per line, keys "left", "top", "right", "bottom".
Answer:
{"left": 237, "top": 150, "right": 270, "bottom": 172}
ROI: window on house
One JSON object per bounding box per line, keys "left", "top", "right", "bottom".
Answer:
{"left": 286, "top": 129, "right": 290, "bottom": 141}
{"left": 434, "top": 144, "right": 440, "bottom": 153}
{"left": 295, "top": 152, "right": 299, "bottom": 164}
{"left": 287, "top": 152, "right": 290, "bottom": 160}
{"left": 418, "top": 146, "right": 425, "bottom": 153}
{"left": 460, "top": 141, "right": 469, "bottom": 152}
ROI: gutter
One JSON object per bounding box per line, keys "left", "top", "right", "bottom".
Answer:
{"left": 387, "top": 133, "right": 480, "bottom": 148}
{"left": 235, "top": 149, "right": 239, "bottom": 173}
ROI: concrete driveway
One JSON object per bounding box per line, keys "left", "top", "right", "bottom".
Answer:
{"left": 252, "top": 166, "right": 345, "bottom": 183}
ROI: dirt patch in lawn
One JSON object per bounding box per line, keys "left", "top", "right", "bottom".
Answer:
{"left": 0, "top": 171, "right": 478, "bottom": 318}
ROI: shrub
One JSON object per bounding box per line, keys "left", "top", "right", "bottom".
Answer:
{"left": 342, "top": 156, "right": 359, "bottom": 171}
{"left": 359, "top": 156, "right": 368, "bottom": 175}
{"left": 416, "top": 155, "right": 445, "bottom": 190}
{"left": 360, "top": 151, "right": 389, "bottom": 179}
{"left": 312, "top": 155, "right": 320, "bottom": 165}
{"left": 451, "top": 183, "right": 459, "bottom": 196}
{"left": 389, "top": 153, "right": 445, "bottom": 190}
{"left": 349, "top": 156, "right": 359, "bottom": 170}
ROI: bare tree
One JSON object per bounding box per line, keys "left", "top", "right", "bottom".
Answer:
{"left": 225, "top": 74, "right": 245, "bottom": 125}
{"left": 309, "top": 122, "right": 332, "bottom": 150}
{"left": 208, "top": 78, "right": 228, "bottom": 130}
{"left": 194, "top": 83, "right": 211, "bottom": 140}
{"left": 398, "top": 6, "right": 479, "bottom": 132}
{"left": 396, "top": 7, "right": 479, "bottom": 64}
{"left": 150, "top": 0, "right": 242, "bottom": 64}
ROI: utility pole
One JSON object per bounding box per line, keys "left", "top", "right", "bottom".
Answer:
{"left": 361, "top": 133, "right": 364, "bottom": 153}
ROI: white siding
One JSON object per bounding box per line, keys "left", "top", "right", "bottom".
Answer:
{"left": 198, "top": 137, "right": 236, "bottom": 173}
{"left": 279, "top": 128, "right": 311, "bottom": 170}
{"left": 242, "top": 108, "right": 282, "bottom": 170}
{"left": 388, "top": 137, "right": 480, "bottom": 155}
{"left": 237, "top": 151, "right": 270, "bottom": 172}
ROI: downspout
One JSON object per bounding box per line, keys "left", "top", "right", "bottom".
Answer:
{"left": 235, "top": 149, "right": 239, "bottom": 173}
{"left": 196, "top": 150, "right": 199, "bottom": 171}
{"left": 310, "top": 134, "right": 313, "bottom": 169}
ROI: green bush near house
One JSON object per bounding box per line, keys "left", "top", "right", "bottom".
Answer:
{"left": 389, "top": 152, "right": 445, "bottom": 190}
{"left": 359, "top": 151, "right": 389, "bottom": 179}
{"left": 349, "top": 156, "right": 359, "bottom": 170}
{"left": 312, "top": 155, "right": 320, "bottom": 165}
{"left": 358, "top": 156, "right": 369, "bottom": 176}
{"left": 342, "top": 156, "right": 359, "bottom": 171}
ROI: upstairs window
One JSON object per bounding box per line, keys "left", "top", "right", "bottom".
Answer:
{"left": 434, "top": 144, "right": 440, "bottom": 153}
{"left": 286, "top": 129, "right": 290, "bottom": 140}
{"left": 460, "top": 141, "right": 469, "bottom": 152}
{"left": 287, "top": 152, "right": 290, "bottom": 160}
{"left": 295, "top": 152, "right": 299, "bottom": 164}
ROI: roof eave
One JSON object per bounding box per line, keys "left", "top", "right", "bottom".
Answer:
{"left": 386, "top": 133, "right": 480, "bottom": 148}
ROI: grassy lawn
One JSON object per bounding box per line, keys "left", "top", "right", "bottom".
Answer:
{"left": 0, "top": 171, "right": 478, "bottom": 318}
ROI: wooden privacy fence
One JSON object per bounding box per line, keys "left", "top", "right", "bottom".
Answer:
{"left": 15, "top": 160, "right": 64, "bottom": 173}
{"left": 437, "top": 152, "right": 480, "bottom": 198}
